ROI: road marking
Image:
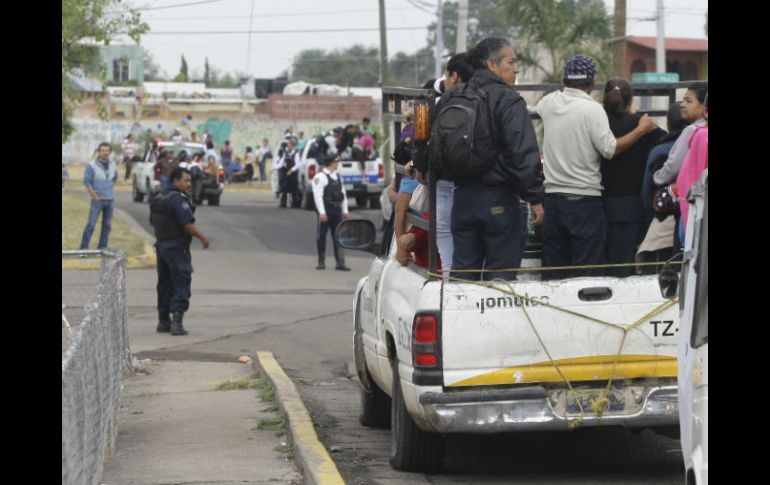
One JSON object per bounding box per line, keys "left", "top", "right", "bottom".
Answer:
{"left": 256, "top": 351, "right": 345, "bottom": 485}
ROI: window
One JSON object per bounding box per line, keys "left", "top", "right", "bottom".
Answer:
{"left": 682, "top": 61, "right": 698, "bottom": 81}
{"left": 631, "top": 59, "right": 646, "bottom": 73}
{"left": 113, "top": 59, "right": 129, "bottom": 83}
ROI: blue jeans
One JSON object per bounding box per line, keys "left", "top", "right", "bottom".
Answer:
{"left": 258, "top": 159, "right": 267, "bottom": 182}
{"left": 541, "top": 194, "right": 606, "bottom": 280}
{"left": 436, "top": 179, "right": 454, "bottom": 278}
{"left": 80, "top": 199, "right": 114, "bottom": 250}
{"left": 514, "top": 202, "right": 529, "bottom": 267}
{"left": 451, "top": 187, "right": 522, "bottom": 281}
{"left": 160, "top": 175, "right": 172, "bottom": 193}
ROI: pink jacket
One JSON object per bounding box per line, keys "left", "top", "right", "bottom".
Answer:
{"left": 676, "top": 124, "right": 708, "bottom": 229}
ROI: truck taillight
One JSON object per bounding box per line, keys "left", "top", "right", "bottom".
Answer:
{"left": 309, "top": 164, "right": 316, "bottom": 180}
{"left": 218, "top": 169, "right": 224, "bottom": 183}
{"left": 414, "top": 315, "right": 437, "bottom": 343}
{"left": 413, "top": 313, "right": 440, "bottom": 368}
{"left": 154, "top": 165, "right": 161, "bottom": 181}
{"left": 415, "top": 354, "right": 437, "bottom": 366}
{"left": 378, "top": 162, "right": 384, "bottom": 179}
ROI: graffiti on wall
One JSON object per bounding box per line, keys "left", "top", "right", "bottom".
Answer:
{"left": 63, "top": 115, "right": 360, "bottom": 164}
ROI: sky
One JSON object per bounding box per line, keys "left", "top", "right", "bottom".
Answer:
{"left": 130, "top": 0, "right": 708, "bottom": 81}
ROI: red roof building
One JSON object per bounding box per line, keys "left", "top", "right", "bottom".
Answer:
{"left": 625, "top": 36, "right": 708, "bottom": 81}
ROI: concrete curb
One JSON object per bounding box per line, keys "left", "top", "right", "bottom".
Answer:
{"left": 255, "top": 351, "right": 345, "bottom": 485}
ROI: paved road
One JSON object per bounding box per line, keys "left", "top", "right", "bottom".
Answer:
{"left": 113, "top": 189, "right": 684, "bottom": 484}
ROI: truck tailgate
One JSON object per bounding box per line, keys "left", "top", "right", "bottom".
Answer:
{"left": 441, "top": 277, "right": 678, "bottom": 388}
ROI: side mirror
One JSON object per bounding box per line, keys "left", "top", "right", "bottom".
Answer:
{"left": 336, "top": 219, "right": 378, "bottom": 254}
{"left": 658, "top": 252, "right": 683, "bottom": 299}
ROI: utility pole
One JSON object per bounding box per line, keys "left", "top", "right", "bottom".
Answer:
{"left": 378, "top": 0, "right": 392, "bottom": 181}
{"left": 245, "top": 0, "right": 255, "bottom": 76}
{"left": 456, "top": 0, "right": 469, "bottom": 53}
{"left": 656, "top": 0, "right": 666, "bottom": 73}
{"left": 612, "top": 0, "right": 626, "bottom": 77}
{"left": 435, "top": 0, "right": 444, "bottom": 78}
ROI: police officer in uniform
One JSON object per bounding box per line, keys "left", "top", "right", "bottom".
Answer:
{"left": 150, "top": 167, "right": 210, "bottom": 335}
{"left": 312, "top": 154, "right": 350, "bottom": 271}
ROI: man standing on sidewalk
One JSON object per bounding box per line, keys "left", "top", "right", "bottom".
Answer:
{"left": 150, "top": 167, "right": 210, "bottom": 335}
{"left": 80, "top": 142, "right": 119, "bottom": 250}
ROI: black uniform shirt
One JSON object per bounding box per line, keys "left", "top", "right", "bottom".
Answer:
{"left": 168, "top": 191, "right": 196, "bottom": 226}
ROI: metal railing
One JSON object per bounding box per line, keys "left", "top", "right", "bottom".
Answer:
{"left": 381, "top": 81, "right": 703, "bottom": 276}
{"left": 62, "top": 249, "right": 133, "bottom": 485}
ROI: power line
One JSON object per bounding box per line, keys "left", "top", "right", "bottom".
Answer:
{"left": 405, "top": 0, "right": 434, "bottom": 14}
{"left": 142, "top": 27, "right": 429, "bottom": 35}
{"left": 145, "top": 6, "right": 417, "bottom": 20}
{"left": 136, "top": 0, "right": 225, "bottom": 11}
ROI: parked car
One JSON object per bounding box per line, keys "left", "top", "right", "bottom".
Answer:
{"left": 131, "top": 141, "right": 225, "bottom": 206}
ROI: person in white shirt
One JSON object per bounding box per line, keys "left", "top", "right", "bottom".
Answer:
{"left": 256, "top": 138, "right": 272, "bottom": 182}
{"left": 171, "top": 128, "right": 184, "bottom": 142}
{"left": 536, "top": 55, "right": 656, "bottom": 279}
{"left": 275, "top": 140, "right": 301, "bottom": 208}
{"left": 311, "top": 155, "right": 349, "bottom": 271}
{"left": 122, "top": 133, "right": 136, "bottom": 181}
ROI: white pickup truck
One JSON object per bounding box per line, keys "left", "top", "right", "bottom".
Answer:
{"left": 132, "top": 141, "right": 226, "bottom": 205}
{"left": 332, "top": 84, "right": 686, "bottom": 473}
{"left": 338, "top": 215, "right": 680, "bottom": 472}
{"left": 298, "top": 137, "right": 385, "bottom": 211}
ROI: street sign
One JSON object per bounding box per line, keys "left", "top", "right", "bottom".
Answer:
{"left": 632, "top": 72, "right": 680, "bottom": 83}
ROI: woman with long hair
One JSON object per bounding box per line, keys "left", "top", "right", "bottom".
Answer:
{"left": 600, "top": 78, "right": 666, "bottom": 277}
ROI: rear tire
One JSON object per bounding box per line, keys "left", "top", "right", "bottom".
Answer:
{"left": 389, "top": 359, "right": 444, "bottom": 472}
{"left": 359, "top": 375, "right": 391, "bottom": 428}
{"left": 132, "top": 178, "right": 144, "bottom": 202}
{"left": 355, "top": 195, "right": 368, "bottom": 208}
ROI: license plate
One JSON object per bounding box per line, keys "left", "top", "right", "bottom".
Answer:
{"left": 344, "top": 184, "right": 354, "bottom": 191}
{"left": 566, "top": 388, "right": 625, "bottom": 414}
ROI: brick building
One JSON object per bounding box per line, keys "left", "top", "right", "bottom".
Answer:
{"left": 625, "top": 36, "right": 708, "bottom": 81}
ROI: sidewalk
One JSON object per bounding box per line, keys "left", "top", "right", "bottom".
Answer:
{"left": 101, "top": 360, "right": 301, "bottom": 485}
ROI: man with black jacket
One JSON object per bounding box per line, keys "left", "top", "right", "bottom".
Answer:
{"left": 450, "top": 37, "right": 545, "bottom": 281}
{"left": 151, "top": 167, "right": 210, "bottom": 335}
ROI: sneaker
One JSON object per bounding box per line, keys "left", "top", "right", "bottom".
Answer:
{"left": 335, "top": 263, "right": 351, "bottom": 271}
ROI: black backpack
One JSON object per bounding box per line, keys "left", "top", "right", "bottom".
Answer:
{"left": 308, "top": 134, "right": 329, "bottom": 159}
{"left": 427, "top": 84, "right": 499, "bottom": 180}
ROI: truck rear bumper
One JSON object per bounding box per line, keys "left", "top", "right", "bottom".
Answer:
{"left": 417, "top": 385, "right": 678, "bottom": 433}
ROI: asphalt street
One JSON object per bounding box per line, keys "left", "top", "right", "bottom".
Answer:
{"left": 113, "top": 188, "right": 685, "bottom": 484}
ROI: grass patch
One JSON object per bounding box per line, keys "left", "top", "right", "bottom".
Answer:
{"left": 215, "top": 378, "right": 258, "bottom": 391}
{"left": 61, "top": 192, "right": 146, "bottom": 256}
{"left": 257, "top": 416, "right": 286, "bottom": 431}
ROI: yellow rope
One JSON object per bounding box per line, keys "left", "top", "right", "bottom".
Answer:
{"left": 434, "top": 261, "right": 682, "bottom": 273}
{"left": 432, "top": 272, "right": 679, "bottom": 427}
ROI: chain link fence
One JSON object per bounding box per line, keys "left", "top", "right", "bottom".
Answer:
{"left": 62, "top": 250, "right": 134, "bottom": 485}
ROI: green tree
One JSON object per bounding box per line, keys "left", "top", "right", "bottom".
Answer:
{"left": 204, "top": 57, "right": 211, "bottom": 86}
{"left": 502, "top": 0, "right": 612, "bottom": 83}
{"left": 143, "top": 50, "right": 163, "bottom": 81}
{"left": 291, "top": 46, "right": 380, "bottom": 85}
{"left": 62, "top": 0, "right": 148, "bottom": 143}
{"left": 426, "top": 0, "right": 513, "bottom": 56}
{"left": 174, "top": 54, "right": 189, "bottom": 82}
